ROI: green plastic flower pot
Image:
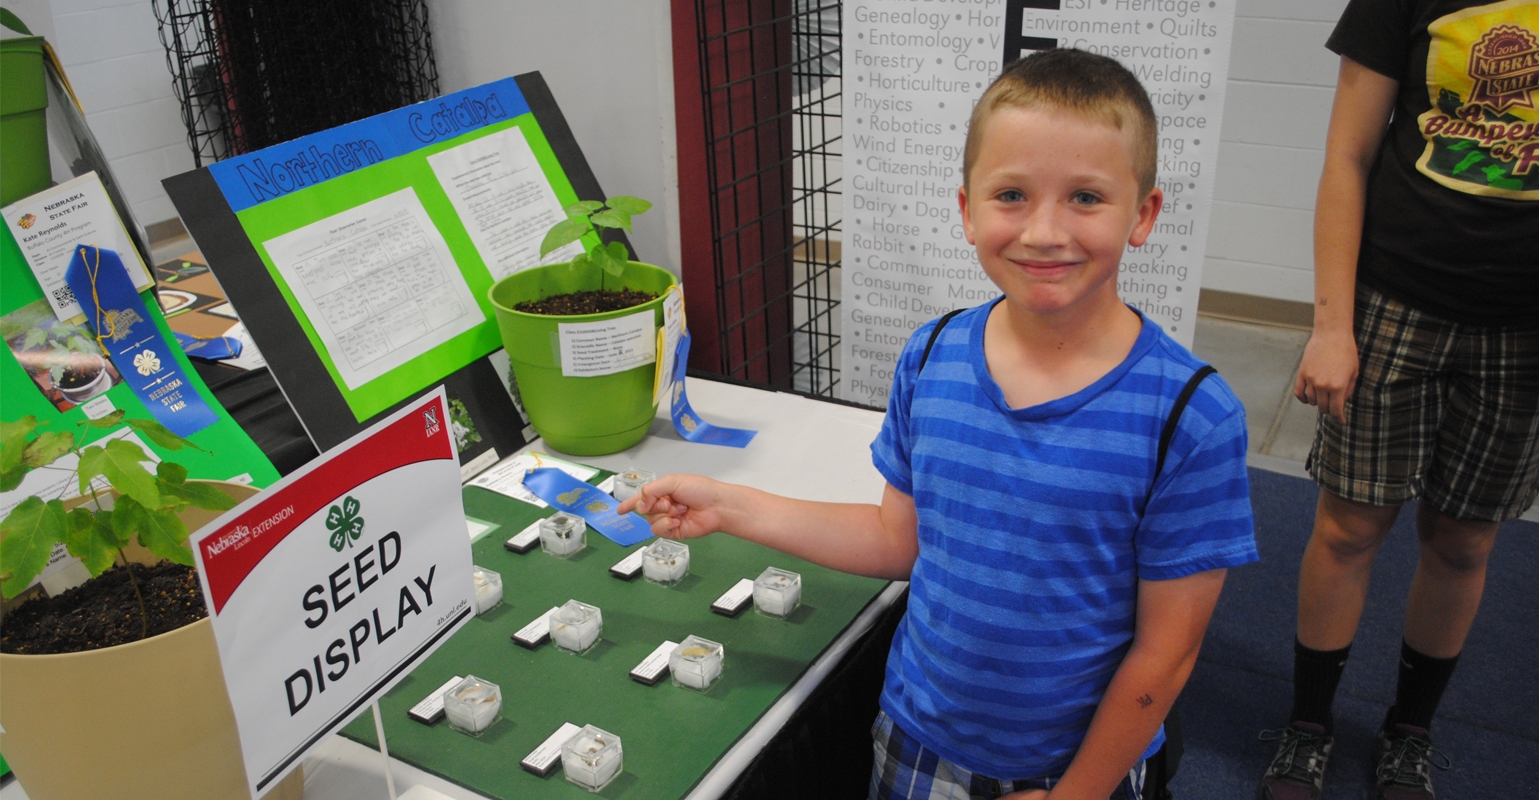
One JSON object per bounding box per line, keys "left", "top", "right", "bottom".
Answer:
{"left": 0, "top": 35, "right": 50, "bottom": 206}
{"left": 489, "top": 261, "right": 678, "bottom": 456}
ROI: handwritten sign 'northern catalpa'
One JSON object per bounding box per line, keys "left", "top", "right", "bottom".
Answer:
{"left": 190, "top": 387, "right": 474, "bottom": 799}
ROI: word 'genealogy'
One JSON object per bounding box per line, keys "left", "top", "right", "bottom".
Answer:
{"left": 840, "top": 0, "right": 1236, "bottom": 405}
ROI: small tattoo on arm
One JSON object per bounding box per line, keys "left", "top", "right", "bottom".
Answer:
{"left": 1137, "top": 694, "right": 1154, "bottom": 710}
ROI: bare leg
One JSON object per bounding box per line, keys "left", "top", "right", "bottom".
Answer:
{"left": 1297, "top": 489, "right": 1401, "bottom": 650}
{"left": 1402, "top": 502, "right": 1499, "bottom": 659}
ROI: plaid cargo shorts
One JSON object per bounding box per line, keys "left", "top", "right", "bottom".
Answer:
{"left": 1308, "top": 285, "right": 1539, "bottom": 522}
{"left": 867, "top": 711, "right": 1145, "bottom": 800}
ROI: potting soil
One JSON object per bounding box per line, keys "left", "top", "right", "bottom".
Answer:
{"left": 1, "top": 562, "right": 206, "bottom": 654}
{"left": 513, "top": 289, "right": 656, "bottom": 316}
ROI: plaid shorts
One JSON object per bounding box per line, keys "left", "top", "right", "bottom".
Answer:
{"left": 867, "top": 711, "right": 1145, "bottom": 800}
{"left": 1308, "top": 285, "right": 1539, "bottom": 522}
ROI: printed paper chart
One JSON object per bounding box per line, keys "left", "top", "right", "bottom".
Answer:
{"left": 841, "top": 0, "right": 1236, "bottom": 405}
{"left": 262, "top": 188, "right": 486, "bottom": 390}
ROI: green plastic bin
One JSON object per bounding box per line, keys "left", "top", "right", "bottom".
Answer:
{"left": 1, "top": 34, "right": 49, "bottom": 206}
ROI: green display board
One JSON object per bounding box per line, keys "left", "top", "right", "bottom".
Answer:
{"left": 0, "top": 224, "right": 279, "bottom": 489}
{"left": 165, "top": 73, "right": 629, "bottom": 466}
{"left": 342, "top": 481, "right": 890, "bottom": 799}
{"left": 229, "top": 114, "right": 589, "bottom": 422}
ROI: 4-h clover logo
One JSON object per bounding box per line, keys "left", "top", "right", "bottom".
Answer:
{"left": 584, "top": 499, "right": 609, "bottom": 513}
{"left": 133, "top": 349, "right": 162, "bottom": 376}
{"left": 326, "top": 496, "right": 365, "bottom": 551}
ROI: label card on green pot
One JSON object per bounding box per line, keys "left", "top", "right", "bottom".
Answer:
{"left": 557, "top": 308, "right": 655, "bottom": 377}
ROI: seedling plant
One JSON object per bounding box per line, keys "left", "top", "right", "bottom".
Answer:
{"left": 0, "top": 411, "right": 236, "bottom": 638}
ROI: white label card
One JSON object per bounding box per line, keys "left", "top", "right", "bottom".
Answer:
{"left": 711, "top": 578, "right": 756, "bottom": 616}
{"left": 407, "top": 675, "right": 465, "bottom": 724}
{"left": 504, "top": 519, "right": 543, "bottom": 553}
{"left": 521, "top": 721, "right": 583, "bottom": 776}
{"left": 1, "top": 171, "right": 154, "bottom": 321}
{"left": 512, "top": 606, "right": 560, "bottom": 648}
{"left": 558, "top": 309, "right": 656, "bottom": 377}
{"left": 80, "top": 394, "right": 117, "bottom": 420}
{"left": 653, "top": 286, "right": 685, "bottom": 407}
{"left": 608, "top": 546, "right": 648, "bottom": 580}
{"left": 630, "top": 640, "right": 679, "bottom": 685}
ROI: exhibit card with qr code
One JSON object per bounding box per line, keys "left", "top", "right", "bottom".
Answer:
{"left": 2, "top": 172, "right": 153, "bottom": 322}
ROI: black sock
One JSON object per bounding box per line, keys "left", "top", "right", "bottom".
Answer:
{"left": 1290, "top": 639, "right": 1352, "bottom": 733}
{"left": 1386, "top": 640, "right": 1459, "bottom": 731}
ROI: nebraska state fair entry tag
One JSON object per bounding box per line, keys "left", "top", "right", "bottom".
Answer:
{"left": 3, "top": 171, "right": 154, "bottom": 322}
{"left": 189, "top": 387, "right": 474, "bottom": 799}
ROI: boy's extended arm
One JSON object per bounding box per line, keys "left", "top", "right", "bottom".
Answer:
{"left": 1293, "top": 56, "right": 1399, "bottom": 424}
{"left": 618, "top": 475, "right": 920, "bottom": 580}
{"left": 1008, "top": 569, "right": 1228, "bottom": 800}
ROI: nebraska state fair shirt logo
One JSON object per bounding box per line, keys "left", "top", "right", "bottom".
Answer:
{"left": 1417, "top": 0, "right": 1537, "bottom": 199}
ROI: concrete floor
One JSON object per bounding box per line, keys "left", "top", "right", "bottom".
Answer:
{"left": 1189, "top": 315, "right": 1317, "bottom": 464}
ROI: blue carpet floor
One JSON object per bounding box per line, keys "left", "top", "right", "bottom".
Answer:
{"left": 1169, "top": 467, "right": 1537, "bottom": 799}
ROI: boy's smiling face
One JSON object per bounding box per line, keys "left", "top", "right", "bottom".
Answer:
{"left": 959, "top": 105, "right": 1161, "bottom": 321}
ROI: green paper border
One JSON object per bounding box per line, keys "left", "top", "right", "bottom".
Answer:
{"left": 232, "top": 115, "right": 596, "bottom": 421}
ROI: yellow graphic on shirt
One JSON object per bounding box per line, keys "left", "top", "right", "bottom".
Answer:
{"left": 1416, "top": 0, "right": 1537, "bottom": 199}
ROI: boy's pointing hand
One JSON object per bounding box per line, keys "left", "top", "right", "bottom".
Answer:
{"left": 616, "top": 473, "right": 728, "bottom": 540}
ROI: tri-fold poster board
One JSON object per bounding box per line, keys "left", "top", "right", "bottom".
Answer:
{"left": 165, "top": 73, "right": 637, "bottom": 475}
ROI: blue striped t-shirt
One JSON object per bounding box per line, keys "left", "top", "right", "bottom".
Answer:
{"left": 871, "top": 299, "right": 1258, "bottom": 779}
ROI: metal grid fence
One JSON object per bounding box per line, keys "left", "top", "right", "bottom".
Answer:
{"left": 694, "top": 0, "right": 843, "bottom": 398}
{"left": 153, "top": 0, "right": 439, "bottom": 167}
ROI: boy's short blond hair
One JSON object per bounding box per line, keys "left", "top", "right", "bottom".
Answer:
{"left": 964, "top": 48, "right": 1159, "bottom": 196}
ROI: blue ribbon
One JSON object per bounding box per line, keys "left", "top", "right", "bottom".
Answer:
{"left": 521, "top": 467, "right": 652, "bottom": 546}
{"left": 174, "top": 332, "right": 243, "bottom": 361}
{"left": 64, "top": 246, "right": 219, "bottom": 437}
{"left": 670, "top": 332, "right": 757, "bottom": 448}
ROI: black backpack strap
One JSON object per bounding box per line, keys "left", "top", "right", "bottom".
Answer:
{"left": 1154, "top": 365, "right": 1217, "bottom": 480}
{"left": 918, "top": 308, "right": 967, "bottom": 374}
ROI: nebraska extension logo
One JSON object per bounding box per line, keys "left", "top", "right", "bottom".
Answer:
{"left": 325, "top": 496, "right": 365, "bottom": 551}
{"left": 423, "top": 406, "right": 441, "bottom": 438}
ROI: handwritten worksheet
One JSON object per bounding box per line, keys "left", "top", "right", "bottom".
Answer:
{"left": 426, "top": 126, "right": 584, "bottom": 280}
{"left": 261, "top": 189, "right": 485, "bottom": 389}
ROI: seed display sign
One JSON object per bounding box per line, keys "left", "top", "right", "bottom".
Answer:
{"left": 190, "top": 387, "right": 474, "bottom": 798}
{"left": 841, "top": 0, "right": 1236, "bottom": 405}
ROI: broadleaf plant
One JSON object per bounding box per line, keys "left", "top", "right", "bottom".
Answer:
{"left": 538, "top": 195, "right": 654, "bottom": 283}
{"left": 0, "top": 414, "right": 238, "bottom": 638}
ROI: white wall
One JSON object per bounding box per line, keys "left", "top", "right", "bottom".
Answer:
{"left": 42, "top": 0, "right": 191, "bottom": 230}
{"left": 429, "top": 0, "right": 683, "bottom": 274}
{"left": 1201, "top": 0, "right": 1348, "bottom": 302}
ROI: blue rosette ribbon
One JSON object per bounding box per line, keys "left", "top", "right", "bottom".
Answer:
{"left": 63, "top": 245, "right": 218, "bottom": 437}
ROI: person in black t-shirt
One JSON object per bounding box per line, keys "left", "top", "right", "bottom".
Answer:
{"left": 1258, "top": 2, "right": 1536, "bottom": 800}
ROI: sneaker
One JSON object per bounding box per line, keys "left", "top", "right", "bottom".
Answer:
{"left": 1371, "top": 723, "right": 1451, "bottom": 800}
{"left": 1256, "top": 722, "right": 1334, "bottom": 800}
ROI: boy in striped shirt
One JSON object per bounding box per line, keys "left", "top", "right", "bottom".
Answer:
{"left": 620, "top": 49, "right": 1256, "bottom": 800}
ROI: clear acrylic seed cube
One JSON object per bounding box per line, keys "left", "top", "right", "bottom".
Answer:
{"left": 471, "top": 566, "right": 503, "bottom": 615}
{"left": 669, "top": 635, "right": 724, "bottom": 691}
{"left": 753, "top": 566, "right": 802, "bottom": 618}
{"left": 550, "top": 599, "right": 603, "bottom": 655}
{"left": 641, "top": 539, "right": 690, "bottom": 587}
{"left": 561, "top": 724, "right": 623, "bottom": 792}
{"left": 443, "top": 675, "right": 501, "bottom": 736}
{"left": 611, "top": 467, "right": 655, "bottom": 501}
{"left": 540, "top": 512, "right": 586, "bottom": 558}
